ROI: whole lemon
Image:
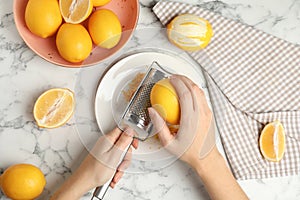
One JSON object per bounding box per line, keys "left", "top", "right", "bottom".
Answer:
{"left": 93, "top": 0, "right": 111, "bottom": 7}
{"left": 0, "top": 164, "right": 46, "bottom": 200}
{"left": 88, "top": 9, "right": 122, "bottom": 49}
{"left": 25, "top": 0, "right": 62, "bottom": 38}
{"left": 150, "top": 78, "right": 180, "bottom": 125}
{"left": 56, "top": 23, "right": 92, "bottom": 63}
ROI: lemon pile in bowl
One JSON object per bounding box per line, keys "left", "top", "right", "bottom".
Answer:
{"left": 25, "top": 0, "right": 122, "bottom": 63}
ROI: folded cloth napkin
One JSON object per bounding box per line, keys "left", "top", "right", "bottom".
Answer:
{"left": 153, "top": 1, "right": 300, "bottom": 180}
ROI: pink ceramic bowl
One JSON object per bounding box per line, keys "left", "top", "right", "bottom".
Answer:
{"left": 14, "top": 0, "right": 139, "bottom": 68}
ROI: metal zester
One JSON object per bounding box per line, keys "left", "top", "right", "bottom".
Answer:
{"left": 118, "top": 61, "right": 171, "bottom": 141}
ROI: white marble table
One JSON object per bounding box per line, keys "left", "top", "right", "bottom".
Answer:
{"left": 0, "top": 0, "right": 300, "bottom": 199}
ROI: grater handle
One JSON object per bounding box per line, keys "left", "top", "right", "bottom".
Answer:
{"left": 91, "top": 180, "right": 110, "bottom": 200}
{"left": 91, "top": 142, "right": 131, "bottom": 200}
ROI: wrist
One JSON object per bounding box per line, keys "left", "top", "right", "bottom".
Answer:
{"left": 51, "top": 165, "right": 95, "bottom": 200}
{"left": 189, "top": 147, "right": 224, "bottom": 176}
{"left": 51, "top": 177, "right": 89, "bottom": 200}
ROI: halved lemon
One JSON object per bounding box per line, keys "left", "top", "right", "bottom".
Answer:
{"left": 59, "top": 0, "right": 93, "bottom": 24}
{"left": 259, "top": 121, "right": 285, "bottom": 162}
{"left": 33, "top": 88, "right": 75, "bottom": 128}
{"left": 167, "top": 14, "right": 213, "bottom": 51}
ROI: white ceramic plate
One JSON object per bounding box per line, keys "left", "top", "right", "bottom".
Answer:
{"left": 95, "top": 50, "right": 207, "bottom": 162}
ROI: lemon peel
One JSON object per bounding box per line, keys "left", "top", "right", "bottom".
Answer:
{"left": 167, "top": 14, "right": 213, "bottom": 51}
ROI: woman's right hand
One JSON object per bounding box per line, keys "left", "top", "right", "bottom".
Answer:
{"left": 148, "top": 75, "right": 215, "bottom": 167}
{"left": 150, "top": 75, "right": 249, "bottom": 200}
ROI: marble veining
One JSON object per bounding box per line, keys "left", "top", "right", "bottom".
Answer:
{"left": 0, "top": 0, "right": 300, "bottom": 200}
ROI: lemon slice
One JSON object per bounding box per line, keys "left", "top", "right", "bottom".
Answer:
{"left": 259, "top": 121, "right": 286, "bottom": 162}
{"left": 59, "top": 0, "right": 93, "bottom": 24}
{"left": 33, "top": 88, "right": 75, "bottom": 128}
{"left": 167, "top": 14, "right": 213, "bottom": 51}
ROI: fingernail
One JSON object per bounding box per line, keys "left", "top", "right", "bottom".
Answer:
{"left": 170, "top": 75, "right": 178, "bottom": 81}
{"left": 124, "top": 127, "right": 134, "bottom": 137}
{"left": 148, "top": 107, "right": 154, "bottom": 117}
{"left": 148, "top": 107, "right": 155, "bottom": 119}
{"left": 110, "top": 182, "right": 115, "bottom": 188}
{"left": 114, "top": 174, "right": 121, "bottom": 182}
{"left": 170, "top": 76, "right": 179, "bottom": 85}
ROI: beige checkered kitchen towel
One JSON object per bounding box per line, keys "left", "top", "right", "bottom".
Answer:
{"left": 153, "top": 1, "right": 300, "bottom": 180}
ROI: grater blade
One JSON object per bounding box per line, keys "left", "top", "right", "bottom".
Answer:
{"left": 118, "top": 62, "right": 171, "bottom": 141}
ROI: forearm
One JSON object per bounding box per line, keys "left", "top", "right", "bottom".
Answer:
{"left": 50, "top": 170, "right": 93, "bottom": 200}
{"left": 50, "top": 156, "right": 99, "bottom": 200}
{"left": 192, "top": 147, "right": 248, "bottom": 200}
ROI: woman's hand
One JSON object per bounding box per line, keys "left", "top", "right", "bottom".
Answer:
{"left": 149, "top": 75, "right": 248, "bottom": 200}
{"left": 51, "top": 127, "right": 138, "bottom": 200}
{"left": 148, "top": 75, "right": 215, "bottom": 167}
{"left": 86, "top": 127, "right": 138, "bottom": 188}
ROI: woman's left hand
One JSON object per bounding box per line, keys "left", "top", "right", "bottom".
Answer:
{"left": 87, "top": 127, "right": 138, "bottom": 188}
{"left": 51, "top": 127, "right": 138, "bottom": 200}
